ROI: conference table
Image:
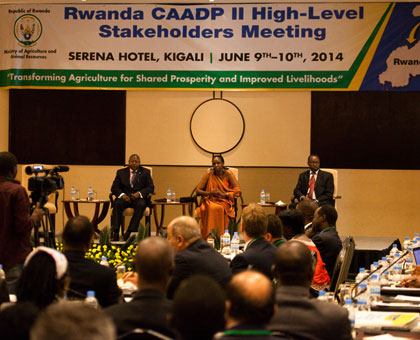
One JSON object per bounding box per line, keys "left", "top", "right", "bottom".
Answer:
{"left": 62, "top": 199, "right": 110, "bottom": 234}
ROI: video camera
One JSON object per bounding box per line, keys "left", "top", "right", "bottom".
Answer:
{"left": 25, "top": 165, "right": 69, "bottom": 208}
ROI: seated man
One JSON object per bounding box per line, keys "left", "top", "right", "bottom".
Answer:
{"left": 269, "top": 242, "right": 351, "bottom": 340}
{"left": 310, "top": 205, "right": 343, "bottom": 278}
{"left": 220, "top": 270, "right": 281, "bottom": 340}
{"left": 170, "top": 275, "right": 226, "bottom": 340}
{"left": 296, "top": 199, "right": 319, "bottom": 233}
{"left": 265, "top": 214, "right": 286, "bottom": 247}
{"left": 231, "top": 203, "right": 277, "bottom": 279}
{"left": 292, "top": 154, "right": 334, "bottom": 207}
{"left": 63, "top": 216, "right": 122, "bottom": 307}
{"left": 279, "top": 209, "right": 330, "bottom": 290}
{"left": 166, "top": 216, "right": 232, "bottom": 299}
{"left": 111, "top": 154, "right": 154, "bottom": 241}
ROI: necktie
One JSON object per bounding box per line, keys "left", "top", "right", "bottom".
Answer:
{"left": 308, "top": 173, "right": 315, "bottom": 199}
{"left": 130, "top": 171, "right": 136, "bottom": 188}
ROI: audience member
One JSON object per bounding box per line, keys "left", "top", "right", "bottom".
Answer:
{"left": 231, "top": 204, "right": 276, "bottom": 279}
{"left": 105, "top": 236, "right": 175, "bottom": 337}
{"left": 292, "top": 154, "right": 334, "bottom": 207}
{"left": 265, "top": 214, "right": 286, "bottom": 247}
{"left": 111, "top": 154, "right": 154, "bottom": 241}
{"left": 296, "top": 199, "right": 319, "bottom": 233}
{"left": 166, "top": 216, "right": 232, "bottom": 299}
{"left": 310, "top": 205, "right": 343, "bottom": 278}
{"left": 269, "top": 242, "right": 351, "bottom": 340}
{"left": 16, "top": 246, "right": 68, "bottom": 309}
{"left": 170, "top": 275, "right": 225, "bottom": 340}
{"left": 30, "top": 300, "right": 116, "bottom": 340}
{"left": 220, "top": 270, "right": 280, "bottom": 340}
{"left": 279, "top": 209, "right": 330, "bottom": 290}
{"left": 62, "top": 216, "right": 121, "bottom": 307}
{"left": 0, "top": 151, "right": 43, "bottom": 293}
{"left": 196, "top": 154, "right": 241, "bottom": 239}
{"left": 0, "top": 301, "right": 39, "bottom": 340}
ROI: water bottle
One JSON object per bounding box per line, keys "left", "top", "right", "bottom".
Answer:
{"left": 85, "top": 290, "right": 99, "bottom": 309}
{"left": 355, "top": 268, "right": 368, "bottom": 295}
{"left": 317, "top": 290, "right": 327, "bottom": 302}
{"left": 70, "top": 185, "right": 77, "bottom": 200}
{"left": 403, "top": 237, "right": 413, "bottom": 251}
{"left": 392, "top": 253, "right": 402, "bottom": 281}
{"left": 357, "top": 282, "right": 370, "bottom": 311}
{"left": 100, "top": 256, "right": 109, "bottom": 266}
{"left": 368, "top": 274, "right": 381, "bottom": 303}
{"left": 231, "top": 232, "right": 240, "bottom": 255}
{"left": 343, "top": 299, "right": 356, "bottom": 339}
{"left": 370, "top": 261, "right": 379, "bottom": 273}
{"left": 116, "top": 263, "right": 126, "bottom": 280}
{"left": 380, "top": 271, "right": 390, "bottom": 285}
{"left": 412, "top": 233, "right": 419, "bottom": 243}
{"left": 389, "top": 244, "right": 399, "bottom": 258}
{"left": 260, "top": 189, "right": 266, "bottom": 204}
{"left": 166, "top": 188, "right": 172, "bottom": 203}
{"left": 221, "top": 230, "right": 231, "bottom": 255}
{"left": 87, "top": 186, "right": 94, "bottom": 201}
{"left": 379, "top": 257, "right": 388, "bottom": 273}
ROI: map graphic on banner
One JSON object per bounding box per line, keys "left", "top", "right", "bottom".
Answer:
{"left": 0, "top": 2, "right": 419, "bottom": 90}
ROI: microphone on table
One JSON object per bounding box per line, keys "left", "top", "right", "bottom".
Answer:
{"left": 351, "top": 250, "right": 409, "bottom": 299}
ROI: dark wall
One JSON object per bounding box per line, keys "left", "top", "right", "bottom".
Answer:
{"left": 311, "top": 91, "right": 420, "bottom": 170}
{"left": 9, "top": 89, "right": 126, "bottom": 165}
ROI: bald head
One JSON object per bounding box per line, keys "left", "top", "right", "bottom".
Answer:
{"left": 226, "top": 271, "right": 275, "bottom": 325}
{"left": 273, "top": 241, "right": 314, "bottom": 287}
{"left": 62, "top": 216, "right": 94, "bottom": 251}
{"left": 135, "top": 236, "right": 174, "bottom": 287}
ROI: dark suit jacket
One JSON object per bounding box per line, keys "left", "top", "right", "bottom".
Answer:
{"left": 231, "top": 238, "right": 276, "bottom": 279}
{"left": 268, "top": 285, "right": 351, "bottom": 340}
{"left": 111, "top": 166, "right": 154, "bottom": 201}
{"left": 311, "top": 228, "right": 342, "bottom": 278}
{"left": 167, "top": 239, "right": 232, "bottom": 299}
{"left": 64, "top": 251, "right": 121, "bottom": 308}
{"left": 105, "top": 289, "right": 174, "bottom": 337}
{"left": 293, "top": 169, "right": 334, "bottom": 206}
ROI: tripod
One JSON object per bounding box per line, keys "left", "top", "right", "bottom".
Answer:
{"left": 31, "top": 191, "right": 58, "bottom": 249}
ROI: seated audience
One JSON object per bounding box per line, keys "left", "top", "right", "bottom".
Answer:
{"left": 30, "top": 300, "right": 116, "bottom": 340}
{"left": 16, "top": 246, "right": 68, "bottom": 309}
{"left": 269, "top": 241, "right": 351, "bottom": 340}
{"left": 292, "top": 154, "right": 334, "bottom": 207}
{"left": 105, "top": 236, "right": 175, "bottom": 337}
{"left": 170, "top": 275, "right": 225, "bottom": 340}
{"left": 196, "top": 154, "right": 241, "bottom": 239}
{"left": 62, "top": 216, "right": 121, "bottom": 307}
{"left": 265, "top": 214, "right": 286, "bottom": 247}
{"left": 310, "top": 205, "right": 343, "bottom": 278}
{"left": 296, "top": 199, "right": 319, "bottom": 233}
{"left": 220, "top": 270, "right": 281, "bottom": 340}
{"left": 279, "top": 209, "right": 330, "bottom": 290}
{"left": 166, "top": 216, "right": 232, "bottom": 299}
{"left": 231, "top": 203, "right": 276, "bottom": 279}
{"left": 0, "top": 302, "right": 39, "bottom": 340}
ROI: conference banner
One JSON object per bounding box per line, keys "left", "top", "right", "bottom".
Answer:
{"left": 0, "top": 2, "right": 419, "bottom": 90}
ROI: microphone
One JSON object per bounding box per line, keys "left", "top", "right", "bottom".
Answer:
{"left": 351, "top": 251, "right": 409, "bottom": 299}
{"left": 351, "top": 264, "right": 383, "bottom": 299}
{"left": 51, "top": 165, "right": 70, "bottom": 172}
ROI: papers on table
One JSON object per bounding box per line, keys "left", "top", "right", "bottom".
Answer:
{"left": 275, "top": 200, "right": 286, "bottom": 206}
{"left": 356, "top": 311, "right": 419, "bottom": 331}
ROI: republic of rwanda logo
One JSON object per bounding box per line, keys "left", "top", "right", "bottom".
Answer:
{"left": 14, "top": 14, "right": 42, "bottom": 47}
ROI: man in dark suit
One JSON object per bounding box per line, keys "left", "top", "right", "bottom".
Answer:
{"left": 105, "top": 236, "right": 175, "bottom": 338}
{"left": 166, "top": 216, "right": 232, "bottom": 299}
{"left": 111, "top": 154, "right": 154, "bottom": 241}
{"left": 310, "top": 205, "right": 343, "bottom": 278}
{"left": 231, "top": 203, "right": 276, "bottom": 279}
{"left": 268, "top": 241, "right": 351, "bottom": 340}
{"left": 293, "top": 154, "right": 334, "bottom": 207}
{"left": 220, "top": 270, "right": 281, "bottom": 340}
{"left": 62, "top": 216, "right": 122, "bottom": 308}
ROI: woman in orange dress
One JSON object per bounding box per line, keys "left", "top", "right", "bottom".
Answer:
{"left": 196, "top": 155, "right": 241, "bottom": 239}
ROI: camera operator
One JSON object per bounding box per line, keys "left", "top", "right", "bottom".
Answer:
{"left": 0, "top": 152, "right": 43, "bottom": 294}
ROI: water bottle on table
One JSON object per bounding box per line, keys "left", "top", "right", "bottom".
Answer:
{"left": 100, "top": 256, "right": 109, "bottom": 266}
{"left": 260, "top": 189, "right": 266, "bottom": 204}
{"left": 85, "top": 290, "right": 99, "bottom": 309}
{"left": 87, "top": 186, "right": 94, "bottom": 201}
{"left": 231, "top": 232, "right": 240, "bottom": 255}
{"left": 166, "top": 188, "right": 172, "bottom": 203}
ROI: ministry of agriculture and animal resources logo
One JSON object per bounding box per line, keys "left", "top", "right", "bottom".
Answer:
{"left": 14, "top": 14, "right": 42, "bottom": 47}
